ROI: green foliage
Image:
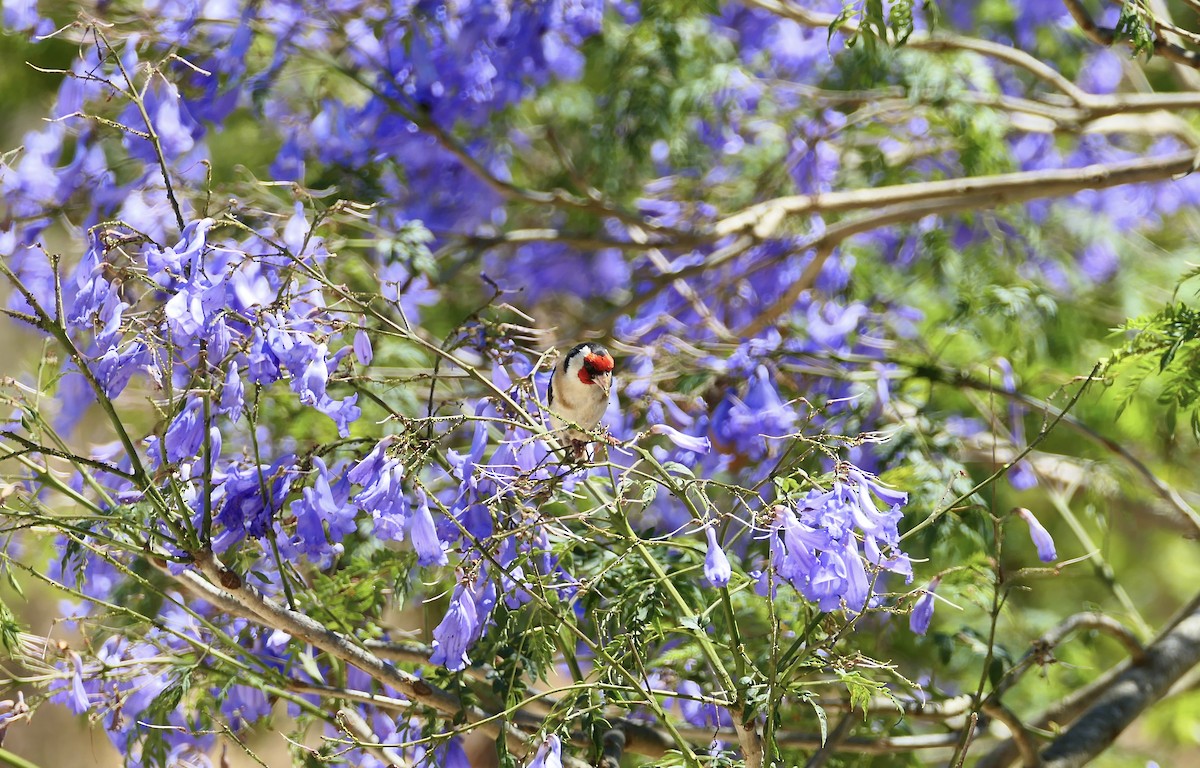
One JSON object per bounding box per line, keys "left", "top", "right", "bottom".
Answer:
{"left": 1106, "top": 291, "right": 1200, "bottom": 436}
{"left": 0, "top": 597, "right": 21, "bottom": 654}
{"left": 1114, "top": 0, "right": 1156, "bottom": 60}
{"left": 302, "top": 551, "right": 407, "bottom": 636}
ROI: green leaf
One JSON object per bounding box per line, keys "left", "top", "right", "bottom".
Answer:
{"left": 0, "top": 598, "right": 21, "bottom": 654}
{"left": 803, "top": 694, "right": 829, "bottom": 746}
{"left": 641, "top": 480, "right": 659, "bottom": 505}
{"left": 661, "top": 461, "right": 695, "bottom": 478}
{"left": 297, "top": 646, "right": 326, "bottom": 684}
{"left": 837, "top": 670, "right": 888, "bottom": 715}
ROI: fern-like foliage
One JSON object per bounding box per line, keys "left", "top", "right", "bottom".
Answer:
{"left": 1106, "top": 275, "right": 1200, "bottom": 436}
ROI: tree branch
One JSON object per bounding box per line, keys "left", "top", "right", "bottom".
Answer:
{"left": 716, "top": 151, "right": 1196, "bottom": 239}
{"left": 726, "top": 151, "right": 1196, "bottom": 333}
{"left": 745, "top": 0, "right": 1090, "bottom": 103}
{"left": 1063, "top": 0, "right": 1200, "bottom": 70}
{"left": 1039, "top": 599, "right": 1200, "bottom": 767}
{"left": 169, "top": 553, "right": 531, "bottom": 753}
{"left": 979, "top": 594, "right": 1200, "bottom": 768}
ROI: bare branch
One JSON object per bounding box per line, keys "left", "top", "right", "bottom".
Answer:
{"left": 1039, "top": 599, "right": 1200, "bottom": 767}
{"left": 982, "top": 701, "right": 1040, "bottom": 768}
{"left": 724, "top": 151, "right": 1196, "bottom": 334}
{"left": 979, "top": 595, "right": 1200, "bottom": 768}
{"left": 337, "top": 707, "right": 411, "bottom": 767}
{"left": 716, "top": 151, "right": 1196, "bottom": 239}
{"left": 622, "top": 719, "right": 971, "bottom": 757}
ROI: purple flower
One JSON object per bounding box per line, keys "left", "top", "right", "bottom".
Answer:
{"left": 351, "top": 440, "right": 409, "bottom": 542}
{"left": 164, "top": 286, "right": 206, "bottom": 337}
{"left": 291, "top": 458, "right": 354, "bottom": 562}
{"left": 316, "top": 393, "right": 361, "bottom": 438}
{"left": 118, "top": 83, "right": 199, "bottom": 164}
{"left": 765, "top": 465, "right": 912, "bottom": 612}
{"left": 1078, "top": 241, "right": 1118, "bottom": 283}
{"left": 220, "top": 362, "right": 245, "bottom": 421}
{"left": 997, "top": 359, "right": 1038, "bottom": 491}
{"left": 91, "top": 343, "right": 145, "bottom": 399}
{"left": 353, "top": 327, "right": 373, "bottom": 365}
{"left": 650, "top": 423, "right": 711, "bottom": 455}
{"left": 436, "top": 739, "right": 472, "bottom": 768}
{"left": 348, "top": 437, "right": 396, "bottom": 486}
{"left": 673, "top": 680, "right": 729, "bottom": 729}
{"left": 161, "top": 397, "right": 206, "bottom": 465}
{"left": 215, "top": 455, "right": 294, "bottom": 545}
{"left": 221, "top": 685, "right": 271, "bottom": 731}
{"left": 298, "top": 346, "right": 330, "bottom": 406}
{"left": 67, "top": 653, "right": 91, "bottom": 714}
{"left": 410, "top": 489, "right": 448, "bottom": 567}
{"left": 711, "top": 366, "right": 796, "bottom": 460}
{"left": 146, "top": 218, "right": 215, "bottom": 283}
{"left": 1016, "top": 508, "right": 1057, "bottom": 562}
{"left": 527, "top": 735, "right": 562, "bottom": 768}
{"left": 1079, "top": 49, "right": 1123, "bottom": 94}
{"left": 703, "top": 526, "right": 731, "bottom": 587}
{"left": 4, "top": 0, "right": 53, "bottom": 35}
{"left": 910, "top": 578, "right": 939, "bottom": 635}
{"left": 430, "top": 583, "right": 479, "bottom": 672}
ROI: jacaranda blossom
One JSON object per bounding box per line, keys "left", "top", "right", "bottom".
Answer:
{"left": 1016, "top": 507, "right": 1057, "bottom": 562}
{"left": 910, "top": 578, "right": 940, "bottom": 635}
{"left": 704, "top": 525, "right": 732, "bottom": 587}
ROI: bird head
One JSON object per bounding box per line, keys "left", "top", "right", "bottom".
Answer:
{"left": 564, "top": 343, "right": 615, "bottom": 396}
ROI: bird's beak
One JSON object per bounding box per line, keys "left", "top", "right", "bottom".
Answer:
{"left": 596, "top": 372, "right": 612, "bottom": 396}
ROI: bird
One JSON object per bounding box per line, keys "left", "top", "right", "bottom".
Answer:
{"left": 546, "top": 342, "right": 615, "bottom": 458}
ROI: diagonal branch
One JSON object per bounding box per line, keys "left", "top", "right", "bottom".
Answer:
{"left": 170, "top": 552, "right": 532, "bottom": 753}
{"left": 716, "top": 151, "right": 1196, "bottom": 238}
{"left": 1039, "top": 597, "right": 1200, "bottom": 768}
{"left": 978, "top": 594, "right": 1200, "bottom": 768}
{"left": 1063, "top": 0, "right": 1200, "bottom": 70}
{"left": 728, "top": 151, "right": 1196, "bottom": 333}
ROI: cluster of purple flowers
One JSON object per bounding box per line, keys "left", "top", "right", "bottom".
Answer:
{"left": 762, "top": 467, "right": 912, "bottom": 612}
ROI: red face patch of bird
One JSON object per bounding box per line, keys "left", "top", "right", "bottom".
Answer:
{"left": 579, "top": 352, "right": 614, "bottom": 384}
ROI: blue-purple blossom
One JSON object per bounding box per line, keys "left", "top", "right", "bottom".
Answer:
{"left": 220, "top": 362, "right": 245, "bottom": 420}
{"left": 354, "top": 327, "right": 374, "bottom": 365}
{"left": 435, "top": 739, "right": 472, "bottom": 768}
{"left": 290, "top": 457, "right": 354, "bottom": 562}
{"left": 317, "top": 393, "right": 361, "bottom": 438}
{"left": 764, "top": 465, "right": 912, "bottom": 612}
{"left": 221, "top": 685, "right": 271, "bottom": 731}
{"left": 527, "top": 734, "right": 563, "bottom": 768}
{"left": 997, "top": 359, "right": 1038, "bottom": 491}
{"left": 430, "top": 582, "right": 479, "bottom": 672}
{"left": 3, "top": 0, "right": 53, "bottom": 35}
{"left": 673, "top": 680, "right": 731, "bottom": 729}
{"left": 351, "top": 438, "right": 410, "bottom": 542}
{"left": 910, "top": 578, "right": 940, "bottom": 635}
{"left": 410, "top": 489, "right": 449, "bottom": 567}
{"left": 160, "top": 397, "right": 206, "bottom": 465}
{"left": 651, "top": 423, "right": 711, "bottom": 455}
{"left": 711, "top": 365, "right": 796, "bottom": 460}
{"left": 215, "top": 455, "right": 294, "bottom": 548}
{"left": 1016, "top": 508, "right": 1057, "bottom": 562}
{"left": 67, "top": 653, "right": 91, "bottom": 714}
{"left": 704, "top": 526, "right": 732, "bottom": 587}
